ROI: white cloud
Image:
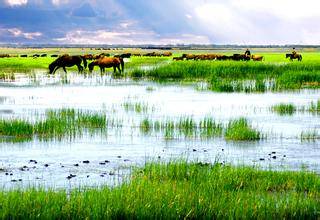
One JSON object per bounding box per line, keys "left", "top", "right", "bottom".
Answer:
{"left": 232, "top": 0, "right": 320, "bottom": 20}
{"left": 54, "top": 29, "right": 210, "bottom": 45}
{"left": 4, "top": 0, "right": 27, "bottom": 6}
{"left": 51, "top": 0, "right": 69, "bottom": 6}
{"left": 191, "top": 1, "right": 320, "bottom": 44}
{"left": 7, "top": 28, "right": 42, "bottom": 39}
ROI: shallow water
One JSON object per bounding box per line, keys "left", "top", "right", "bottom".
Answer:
{"left": 0, "top": 72, "right": 319, "bottom": 189}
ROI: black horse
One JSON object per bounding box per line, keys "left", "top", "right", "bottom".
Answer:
{"left": 286, "top": 53, "right": 302, "bottom": 61}
{"left": 49, "top": 55, "right": 87, "bottom": 74}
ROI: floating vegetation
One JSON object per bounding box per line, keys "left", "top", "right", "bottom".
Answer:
{"left": 271, "top": 103, "right": 297, "bottom": 115}
{"left": 0, "top": 109, "right": 117, "bottom": 142}
{"left": 225, "top": 118, "right": 261, "bottom": 141}
{"left": 1, "top": 161, "right": 320, "bottom": 219}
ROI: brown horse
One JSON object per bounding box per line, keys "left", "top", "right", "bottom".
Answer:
{"left": 286, "top": 53, "right": 302, "bottom": 61}
{"left": 49, "top": 55, "right": 87, "bottom": 74}
{"left": 88, "top": 57, "right": 124, "bottom": 74}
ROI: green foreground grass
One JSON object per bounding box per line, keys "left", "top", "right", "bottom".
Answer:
{"left": 0, "top": 161, "right": 319, "bottom": 219}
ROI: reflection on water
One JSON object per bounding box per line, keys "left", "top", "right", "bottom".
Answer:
{"left": 0, "top": 72, "right": 319, "bottom": 189}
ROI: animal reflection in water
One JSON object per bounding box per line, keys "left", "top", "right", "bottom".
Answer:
{"left": 88, "top": 57, "right": 124, "bottom": 74}
{"left": 286, "top": 53, "right": 302, "bottom": 61}
{"left": 49, "top": 55, "right": 87, "bottom": 74}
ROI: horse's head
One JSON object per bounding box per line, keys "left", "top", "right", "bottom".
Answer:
{"left": 48, "top": 62, "right": 56, "bottom": 74}
{"left": 285, "top": 54, "right": 291, "bottom": 59}
{"left": 88, "top": 62, "right": 95, "bottom": 72}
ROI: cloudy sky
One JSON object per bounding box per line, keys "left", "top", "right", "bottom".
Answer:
{"left": 0, "top": 0, "right": 320, "bottom": 45}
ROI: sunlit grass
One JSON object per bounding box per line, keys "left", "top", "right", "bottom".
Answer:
{"left": 225, "top": 118, "right": 261, "bottom": 141}
{"left": 0, "top": 109, "right": 109, "bottom": 142}
{"left": 0, "top": 161, "right": 319, "bottom": 219}
{"left": 271, "top": 103, "right": 297, "bottom": 115}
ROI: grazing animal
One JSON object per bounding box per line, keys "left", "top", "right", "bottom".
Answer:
{"left": 286, "top": 53, "right": 302, "bottom": 61}
{"left": 216, "top": 55, "right": 232, "bottom": 61}
{"left": 232, "top": 54, "right": 250, "bottom": 61}
{"left": 82, "top": 54, "right": 94, "bottom": 60}
{"left": 173, "top": 57, "right": 184, "bottom": 61}
{"left": 251, "top": 55, "right": 264, "bottom": 61}
{"left": 181, "top": 54, "right": 198, "bottom": 60}
{"left": 48, "top": 55, "right": 87, "bottom": 74}
{"left": 114, "top": 53, "right": 131, "bottom": 59}
{"left": 0, "top": 54, "right": 10, "bottom": 58}
{"left": 162, "top": 52, "right": 173, "bottom": 57}
{"left": 206, "top": 54, "right": 218, "bottom": 60}
{"left": 88, "top": 57, "right": 124, "bottom": 74}
{"left": 120, "top": 53, "right": 132, "bottom": 58}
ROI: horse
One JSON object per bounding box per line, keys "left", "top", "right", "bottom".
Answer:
{"left": 48, "top": 55, "right": 87, "bottom": 74}
{"left": 232, "top": 54, "right": 250, "bottom": 61}
{"left": 181, "top": 54, "right": 197, "bottom": 60}
{"left": 286, "top": 53, "right": 302, "bottom": 61}
{"left": 251, "top": 55, "right": 264, "bottom": 61}
{"left": 162, "top": 52, "right": 172, "bottom": 57}
{"left": 88, "top": 57, "right": 124, "bottom": 74}
{"left": 173, "top": 57, "right": 184, "bottom": 61}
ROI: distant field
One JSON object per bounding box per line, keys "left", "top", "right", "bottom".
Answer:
{"left": 0, "top": 47, "right": 319, "bottom": 91}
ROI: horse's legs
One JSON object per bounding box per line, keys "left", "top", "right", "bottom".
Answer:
{"left": 77, "top": 64, "right": 83, "bottom": 73}
{"left": 52, "top": 66, "right": 60, "bottom": 74}
{"left": 63, "top": 67, "right": 67, "bottom": 74}
{"left": 113, "top": 66, "right": 116, "bottom": 73}
{"left": 117, "top": 65, "right": 121, "bottom": 73}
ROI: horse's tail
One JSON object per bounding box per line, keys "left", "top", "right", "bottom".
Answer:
{"left": 81, "top": 56, "right": 87, "bottom": 69}
{"left": 120, "top": 58, "right": 124, "bottom": 72}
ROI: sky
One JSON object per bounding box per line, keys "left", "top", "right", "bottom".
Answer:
{"left": 0, "top": 0, "right": 320, "bottom": 45}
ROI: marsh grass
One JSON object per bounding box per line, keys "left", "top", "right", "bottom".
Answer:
{"left": 271, "top": 103, "right": 297, "bottom": 115}
{"left": 129, "top": 61, "right": 320, "bottom": 92}
{"left": 122, "top": 101, "right": 151, "bottom": 113}
{"left": 0, "top": 109, "right": 110, "bottom": 142}
{"left": 0, "top": 161, "right": 319, "bottom": 219}
{"left": 300, "top": 130, "right": 320, "bottom": 142}
{"left": 308, "top": 100, "right": 320, "bottom": 113}
{"left": 225, "top": 118, "right": 261, "bottom": 141}
{"left": 271, "top": 100, "right": 320, "bottom": 116}
{"left": 140, "top": 117, "right": 231, "bottom": 140}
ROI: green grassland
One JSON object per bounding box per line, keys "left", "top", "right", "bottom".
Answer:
{"left": 1, "top": 48, "right": 319, "bottom": 91}
{"left": 0, "top": 161, "right": 319, "bottom": 219}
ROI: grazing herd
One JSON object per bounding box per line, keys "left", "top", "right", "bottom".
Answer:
{"left": 0, "top": 50, "right": 303, "bottom": 75}
{"left": 172, "top": 53, "right": 264, "bottom": 61}
{"left": 48, "top": 54, "right": 126, "bottom": 74}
